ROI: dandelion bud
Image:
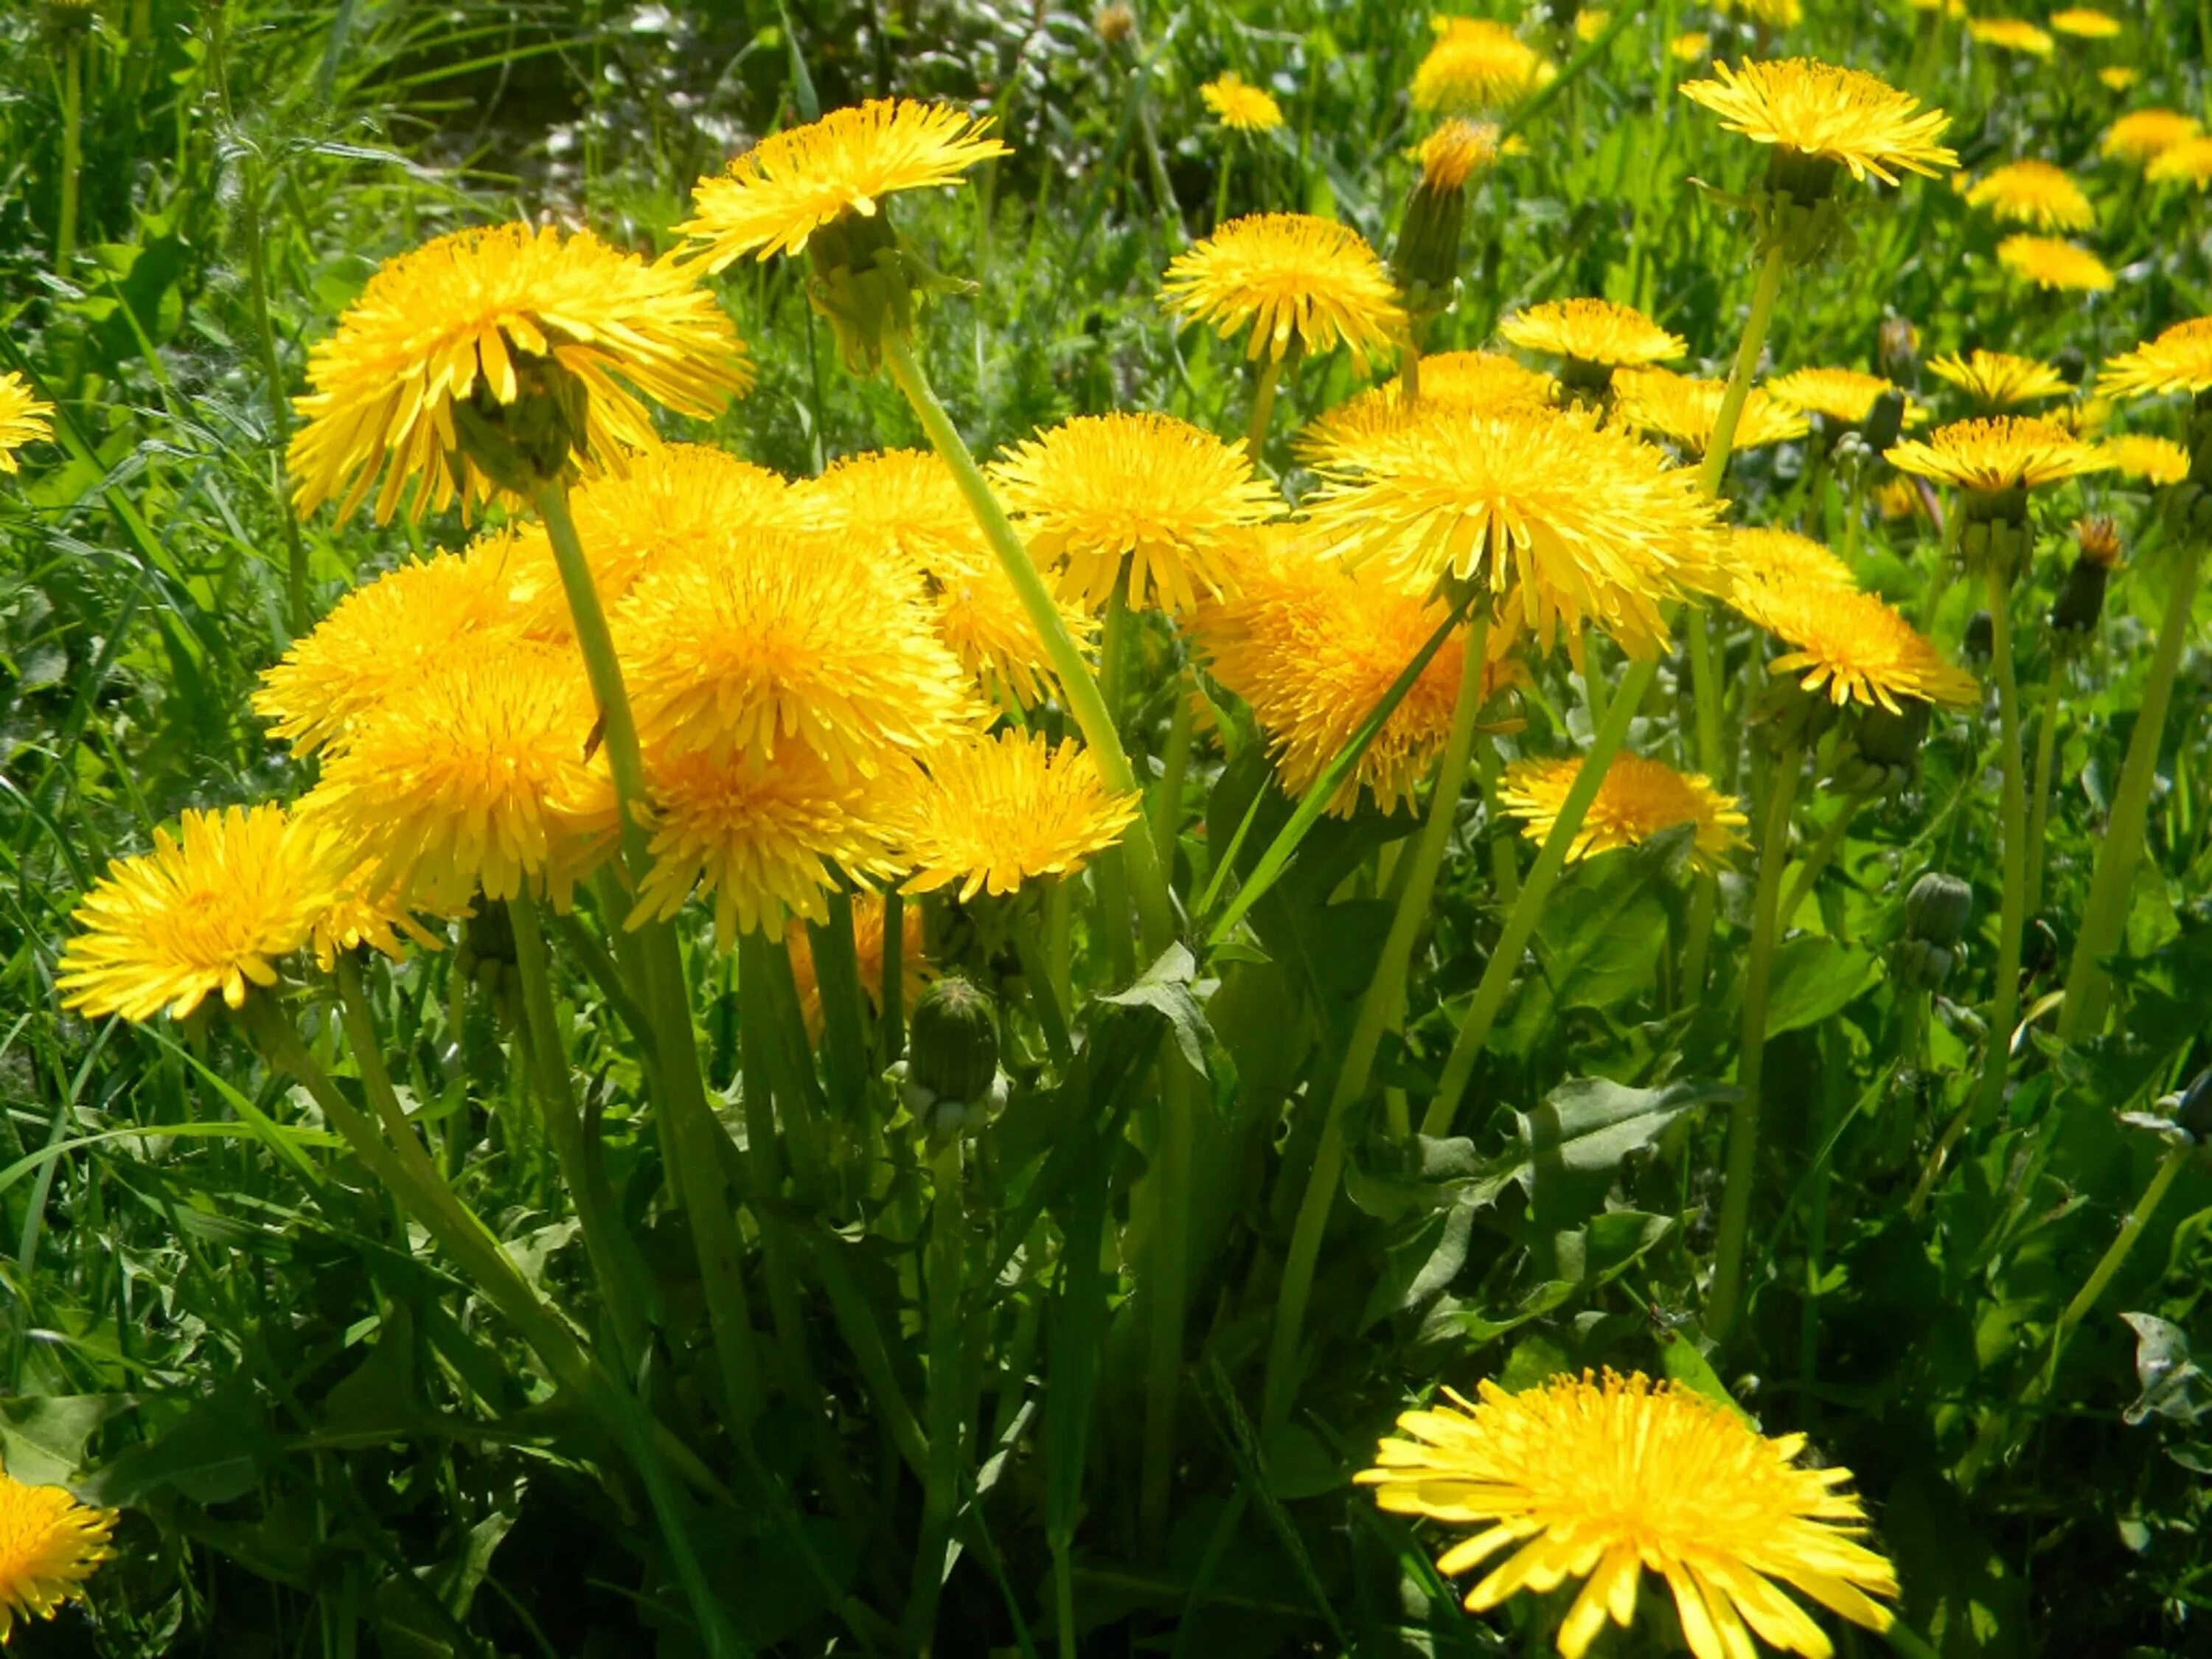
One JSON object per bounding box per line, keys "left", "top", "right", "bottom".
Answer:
{"left": 1834, "top": 695, "right": 1927, "bottom": 793}
{"left": 2051, "top": 517, "right": 2121, "bottom": 633}
{"left": 1893, "top": 938, "right": 1955, "bottom": 992}
{"left": 1862, "top": 388, "right": 1907, "bottom": 453}
{"left": 1391, "top": 123, "right": 1494, "bottom": 330}
{"left": 1878, "top": 315, "right": 1920, "bottom": 383}
{"left": 907, "top": 975, "right": 1000, "bottom": 1105}
{"left": 1963, "top": 610, "right": 1994, "bottom": 662}
{"left": 1905, "top": 871, "right": 1972, "bottom": 947}
{"left": 448, "top": 351, "right": 591, "bottom": 498}
{"left": 1093, "top": 1, "right": 1135, "bottom": 46}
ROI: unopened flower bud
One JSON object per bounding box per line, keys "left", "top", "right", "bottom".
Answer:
{"left": 2177, "top": 1068, "right": 2212, "bottom": 1143}
{"left": 1878, "top": 315, "right": 1920, "bottom": 383}
{"left": 1963, "top": 611, "right": 1993, "bottom": 662}
{"left": 1905, "top": 871, "right": 1972, "bottom": 947}
{"left": 2051, "top": 519, "right": 2121, "bottom": 633}
{"left": 907, "top": 975, "right": 999, "bottom": 1105}
{"left": 1093, "top": 1, "right": 1134, "bottom": 46}
{"left": 1892, "top": 937, "right": 1954, "bottom": 992}
{"left": 1861, "top": 388, "right": 1907, "bottom": 453}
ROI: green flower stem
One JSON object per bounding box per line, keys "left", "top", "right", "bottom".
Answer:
{"left": 1698, "top": 242, "right": 1789, "bottom": 501}
{"left": 1212, "top": 139, "right": 1235, "bottom": 231}
{"left": 1262, "top": 608, "right": 1492, "bottom": 1436}
{"left": 1680, "top": 875, "right": 1719, "bottom": 1002}
{"left": 2039, "top": 1144, "right": 2191, "bottom": 1395}
{"left": 1244, "top": 353, "right": 1285, "bottom": 460}
{"left": 2058, "top": 541, "right": 2207, "bottom": 1044}
{"left": 1776, "top": 790, "right": 1869, "bottom": 932}
{"left": 58, "top": 38, "right": 83, "bottom": 273}
{"left": 905, "top": 1132, "right": 970, "bottom": 1646}
{"left": 807, "top": 890, "right": 873, "bottom": 1115}
{"left": 1419, "top": 654, "right": 1660, "bottom": 1139}
{"left": 1473, "top": 740, "right": 1522, "bottom": 908}
{"left": 1139, "top": 1055, "right": 1199, "bottom": 1540}
{"left": 879, "top": 329, "right": 1174, "bottom": 956}
{"left": 1579, "top": 625, "right": 1609, "bottom": 730}
{"left": 1705, "top": 733, "right": 1806, "bottom": 1344}
{"left": 1153, "top": 681, "right": 1197, "bottom": 867}
{"left": 2024, "top": 668, "right": 2064, "bottom": 921}
{"left": 879, "top": 889, "right": 907, "bottom": 1068}
{"left": 1975, "top": 561, "right": 2030, "bottom": 1128}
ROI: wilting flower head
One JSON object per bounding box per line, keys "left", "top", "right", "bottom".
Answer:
{"left": 2101, "top": 434, "right": 2191, "bottom": 485}
{"left": 1200, "top": 72, "right": 1284, "bottom": 133}
{"left": 1767, "top": 366, "right": 1921, "bottom": 426}
{"left": 1611, "top": 367, "right": 1810, "bottom": 456}
{"left": 1160, "top": 212, "right": 1407, "bottom": 370}
{"left": 1358, "top": 1371, "right": 1899, "bottom": 1659}
{"left": 289, "top": 223, "right": 751, "bottom": 524}
{"left": 0, "top": 1464, "right": 116, "bottom": 1641}
{"left": 2101, "top": 109, "right": 2202, "bottom": 165}
{"left": 2101, "top": 318, "right": 2212, "bottom": 399}
{"left": 1307, "top": 401, "right": 1717, "bottom": 662}
{"left": 679, "top": 99, "right": 1008, "bottom": 268}
{"left": 300, "top": 638, "right": 611, "bottom": 912}
{"left": 1716, "top": 525, "right": 1860, "bottom": 605}
{"left": 615, "top": 530, "right": 977, "bottom": 777}
{"left": 0, "top": 373, "right": 53, "bottom": 474}
{"left": 1733, "top": 580, "right": 1978, "bottom": 711}
{"left": 1927, "top": 349, "right": 2069, "bottom": 408}
{"left": 254, "top": 550, "right": 526, "bottom": 756}
{"left": 1965, "top": 160, "right": 2096, "bottom": 231}
{"left": 2146, "top": 136, "right": 2212, "bottom": 187}
{"left": 896, "top": 731, "right": 1139, "bottom": 902}
{"left": 59, "top": 804, "right": 344, "bottom": 1023}
{"left": 2051, "top": 7, "right": 2121, "bottom": 37}
{"left": 1995, "top": 234, "right": 2115, "bottom": 293}
{"left": 991, "top": 412, "right": 1280, "bottom": 613}
{"left": 1967, "top": 17, "right": 2056, "bottom": 57}
{"left": 1500, "top": 754, "right": 1747, "bottom": 869}
{"left": 1411, "top": 19, "right": 1554, "bottom": 114}
{"left": 1499, "top": 297, "right": 1685, "bottom": 375}
{"left": 786, "top": 892, "right": 933, "bottom": 1037}
{"left": 1297, "top": 350, "right": 1556, "bottom": 468}
{"left": 1198, "top": 526, "right": 1520, "bottom": 816}
{"left": 1093, "top": 1, "right": 1135, "bottom": 44}
{"left": 1680, "top": 58, "right": 1957, "bottom": 188}
{"left": 1886, "top": 416, "right": 2107, "bottom": 495}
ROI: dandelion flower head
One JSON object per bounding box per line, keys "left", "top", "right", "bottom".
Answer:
{"left": 1927, "top": 348, "right": 2069, "bottom": 408}
{"left": 1500, "top": 754, "right": 1747, "bottom": 869}
{"left": 786, "top": 893, "right": 933, "bottom": 1038}
{"left": 2051, "top": 7, "right": 2122, "bottom": 37}
{"left": 0, "top": 373, "right": 53, "bottom": 474}
{"left": 2146, "top": 137, "right": 2212, "bottom": 188}
{"left": 1679, "top": 58, "right": 1958, "bottom": 186}
{"left": 1411, "top": 19, "right": 1554, "bottom": 114}
{"left": 1718, "top": 525, "right": 1860, "bottom": 605}
{"left": 2102, "top": 318, "right": 2212, "bottom": 397}
{"left": 803, "top": 448, "right": 987, "bottom": 575}
{"left": 0, "top": 1465, "right": 117, "bottom": 1641}
{"left": 1611, "top": 367, "right": 1810, "bottom": 456}
{"left": 1734, "top": 581, "right": 1979, "bottom": 712}
{"left": 1200, "top": 72, "right": 1284, "bottom": 133}
{"left": 311, "top": 858, "right": 441, "bottom": 974}
{"left": 1995, "top": 234, "right": 2115, "bottom": 292}
{"left": 1297, "top": 350, "right": 1556, "bottom": 467}
{"left": 1718, "top": 0, "right": 1804, "bottom": 25}
{"left": 2101, "top": 434, "right": 2191, "bottom": 486}
{"left": 1671, "top": 32, "right": 1712, "bottom": 64}
{"left": 2102, "top": 109, "right": 2202, "bottom": 165}
{"left": 2100, "top": 66, "right": 2140, "bottom": 91}
{"left": 1965, "top": 159, "right": 2096, "bottom": 230}
{"left": 1767, "top": 366, "right": 1921, "bottom": 426}
{"left": 1416, "top": 120, "right": 1506, "bottom": 190}
{"left": 1498, "top": 297, "right": 1686, "bottom": 372}
{"left": 1966, "top": 17, "right": 2056, "bottom": 57}
{"left": 1160, "top": 212, "right": 1407, "bottom": 369}
{"left": 896, "top": 731, "right": 1139, "bottom": 902}
{"left": 1886, "top": 415, "right": 2107, "bottom": 494}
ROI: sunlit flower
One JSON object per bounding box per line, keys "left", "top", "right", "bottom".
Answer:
{"left": 785, "top": 892, "right": 933, "bottom": 1037}
{"left": 1719, "top": 0, "right": 1804, "bottom": 26}
{"left": 1411, "top": 19, "right": 1554, "bottom": 114}
{"left": 2101, "top": 434, "right": 2191, "bottom": 485}
{"left": 896, "top": 730, "right": 1139, "bottom": 902}
{"left": 1611, "top": 367, "right": 1810, "bottom": 455}
{"left": 615, "top": 531, "right": 976, "bottom": 777}
{"left": 803, "top": 447, "right": 985, "bottom": 572}
{"left": 1766, "top": 366, "right": 1921, "bottom": 425}
{"left": 2148, "top": 136, "right": 2212, "bottom": 188}
{"left": 1965, "top": 160, "right": 2096, "bottom": 230}
{"left": 1358, "top": 1371, "right": 1898, "bottom": 1659}
{"left": 2101, "top": 318, "right": 2212, "bottom": 398}
{"left": 1200, "top": 72, "right": 1284, "bottom": 133}
{"left": 1160, "top": 212, "right": 1407, "bottom": 369}
{"left": 0, "top": 373, "right": 53, "bottom": 474}
{"left": 1733, "top": 581, "right": 1979, "bottom": 711}
{"left": 1574, "top": 9, "right": 1610, "bottom": 44}
{"left": 679, "top": 99, "right": 1008, "bottom": 268}
{"left": 1874, "top": 477, "right": 1927, "bottom": 520}
{"left": 2102, "top": 108, "right": 2203, "bottom": 165}
{"left": 1718, "top": 525, "right": 1860, "bottom": 605}
{"left": 1307, "top": 402, "right": 1718, "bottom": 661}
{"left": 2053, "top": 394, "right": 2113, "bottom": 438}
{"left": 991, "top": 411, "right": 1279, "bottom": 613}
{"left": 289, "top": 223, "right": 751, "bottom": 524}
{"left": 2074, "top": 514, "right": 2125, "bottom": 567}
{"left": 1926, "top": 348, "right": 2069, "bottom": 408}
{"left": 1966, "top": 17, "right": 2056, "bottom": 57}
{"left": 1416, "top": 119, "right": 1505, "bottom": 189}
{"left": 300, "top": 638, "right": 611, "bottom": 912}
{"left": 2051, "top": 7, "right": 2121, "bottom": 38}
{"left": 2100, "top": 66, "right": 2140, "bottom": 91}
{"left": 1297, "top": 351, "right": 1556, "bottom": 467}
{"left": 311, "top": 858, "right": 442, "bottom": 973}
{"left": 1995, "top": 234, "right": 2115, "bottom": 292}
{"left": 1498, "top": 297, "right": 1685, "bottom": 372}
{"left": 1679, "top": 58, "right": 1958, "bottom": 186}
{"left": 0, "top": 1465, "right": 116, "bottom": 1641}
{"left": 1670, "top": 31, "right": 1712, "bottom": 63}
{"left": 1500, "top": 754, "right": 1747, "bottom": 869}
{"left": 1886, "top": 415, "right": 2107, "bottom": 494}
{"left": 58, "top": 804, "right": 342, "bottom": 1023}
{"left": 931, "top": 560, "right": 1097, "bottom": 709}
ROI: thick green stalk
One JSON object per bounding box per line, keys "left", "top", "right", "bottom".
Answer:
{"left": 2024, "top": 669, "right": 2064, "bottom": 920}
{"left": 1262, "top": 610, "right": 1491, "bottom": 1435}
{"left": 1777, "top": 792, "right": 1868, "bottom": 931}
{"left": 879, "top": 889, "right": 906, "bottom": 1068}
{"left": 906, "top": 1133, "right": 970, "bottom": 1646}
{"left": 1705, "top": 736, "right": 1805, "bottom": 1344}
{"left": 1138, "top": 1057, "right": 1198, "bottom": 1540}
{"left": 1419, "top": 655, "right": 1659, "bottom": 1138}
{"left": 58, "top": 38, "right": 82, "bottom": 273}
{"left": 1975, "top": 563, "right": 2029, "bottom": 1128}
{"left": 2039, "top": 1144, "right": 2191, "bottom": 1394}
{"left": 2059, "top": 543, "right": 2206, "bottom": 1043}
{"left": 1244, "top": 354, "right": 1285, "bottom": 459}
{"left": 1697, "top": 242, "right": 1790, "bottom": 500}
{"left": 1154, "top": 684, "right": 1197, "bottom": 867}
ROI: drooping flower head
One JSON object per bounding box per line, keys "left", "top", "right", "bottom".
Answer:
{"left": 1767, "top": 366, "right": 1921, "bottom": 427}
{"left": 2101, "top": 434, "right": 2191, "bottom": 486}
{"left": 1498, "top": 297, "right": 1685, "bottom": 388}
{"left": 1927, "top": 349, "right": 2069, "bottom": 408}
{"left": 786, "top": 892, "right": 934, "bottom": 1037}
{"left": 1500, "top": 754, "right": 1747, "bottom": 869}
{"left": 0, "top": 373, "right": 53, "bottom": 474}
{"left": 1679, "top": 58, "right": 1958, "bottom": 190}
{"left": 0, "top": 1465, "right": 116, "bottom": 1641}
{"left": 679, "top": 99, "right": 1009, "bottom": 268}
{"left": 1733, "top": 580, "right": 1979, "bottom": 712}
{"left": 1611, "top": 367, "right": 1810, "bottom": 456}
{"left": 59, "top": 804, "right": 344, "bottom": 1023}
{"left": 1298, "top": 350, "right": 1556, "bottom": 467}
{"left": 1160, "top": 213, "right": 1407, "bottom": 369}
{"left": 2101, "top": 109, "right": 2202, "bottom": 166}
{"left": 1411, "top": 19, "right": 1554, "bottom": 114}
{"left": 991, "top": 412, "right": 1281, "bottom": 613}
{"left": 1885, "top": 416, "right": 2107, "bottom": 495}
{"left": 289, "top": 224, "right": 751, "bottom": 524}
{"left": 1357, "top": 1371, "right": 1899, "bottom": 1659}
{"left": 1200, "top": 72, "right": 1284, "bottom": 133}
{"left": 1965, "top": 160, "right": 2096, "bottom": 231}
{"left": 896, "top": 731, "right": 1140, "bottom": 902}
{"left": 1995, "top": 234, "right": 2115, "bottom": 292}
{"left": 1966, "top": 17, "right": 2056, "bottom": 57}
{"left": 2050, "top": 7, "right": 2122, "bottom": 38}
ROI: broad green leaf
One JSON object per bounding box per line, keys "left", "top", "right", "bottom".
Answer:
{"left": 1762, "top": 936, "right": 1878, "bottom": 1036}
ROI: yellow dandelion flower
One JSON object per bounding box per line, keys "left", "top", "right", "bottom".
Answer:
{"left": 0, "top": 373, "right": 53, "bottom": 474}
{"left": 2074, "top": 513, "right": 2126, "bottom": 566}
{"left": 2102, "top": 317, "right": 2212, "bottom": 397}
{"left": 2053, "top": 394, "right": 2112, "bottom": 438}
{"left": 1200, "top": 72, "right": 1284, "bottom": 133}
{"left": 1500, "top": 754, "right": 1747, "bottom": 869}
{"left": 0, "top": 1466, "right": 116, "bottom": 1641}
{"left": 1766, "top": 366, "right": 1921, "bottom": 426}
{"left": 299, "top": 638, "right": 611, "bottom": 913}
{"left": 804, "top": 448, "right": 986, "bottom": 572}
{"left": 1926, "top": 348, "right": 2070, "bottom": 407}
{"left": 1965, "top": 159, "right": 2096, "bottom": 230}
{"left": 58, "top": 804, "right": 342, "bottom": 1023}
{"left": 1967, "top": 17, "right": 2056, "bottom": 56}
{"left": 1874, "top": 476, "right": 1930, "bottom": 520}
{"left": 897, "top": 730, "right": 1139, "bottom": 902}
{"left": 1719, "top": 525, "right": 1860, "bottom": 605}
{"left": 1296, "top": 350, "right": 1556, "bottom": 467}
{"left": 1498, "top": 297, "right": 1686, "bottom": 372}
{"left": 614, "top": 530, "right": 976, "bottom": 777}
{"left": 1611, "top": 367, "right": 1810, "bottom": 455}
{"left": 1357, "top": 1371, "right": 1899, "bottom": 1659}
{"left": 1719, "top": 0, "right": 1804, "bottom": 26}
{"left": 1160, "top": 212, "right": 1407, "bottom": 370}
{"left": 991, "top": 411, "right": 1280, "bottom": 613}
{"left": 1733, "top": 581, "right": 1979, "bottom": 712}
{"left": 1680, "top": 58, "right": 1958, "bottom": 186}
{"left": 678, "top": 99, "right": 1009, "bottom": 268}
{"left": 2100, "top": 66, "right": 2140, "bottom": 91}
{"left": 1670, "top": 31, "right": 1712, "bottom": 63}
{"left": 2102, "top": 109, "right": 2202, "bottom": 164}
{"left": 785, "top": 893, "right": 933, "bottom": 1038}
{"left": 630, "top": 746, "right": 900, "bottom": 939}
{"left": 2051, "top": 7, "right": 2122, "bottom": 37}
{"left": 1995, "top": 234, "right": 2115, "bottom": 291}
{"left": 1416, "top": 119, "right": 1504, "bottom": 190}
{"left": 931, "top": 560, "right": 1097, "bottom": 709}
{"left": 2148, "top": 136, "right": 2212, "bottom": 187}
{"left": 1411, "top": 20, "right": 1554, "bottom": 114}
{"left": 310, "top": 858, "right": 443, "bottom": 973}
{"left": 288, "top": 223, "right": 751, "bottom": 524}
{"left": 1886, "top": 415, "right": 2107, "bottom": 494}
{"left": 1306, "top": 402, "right": 1718, "bottom": 661}
{"left": 1573, "top": 9, "right": 1610, "bottom": 44}
{"left": 253, "top": 550, "right": 526, "bottom": 756}
{"left": 2101, "top": 433, "right": 2191, "bottom": 485}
